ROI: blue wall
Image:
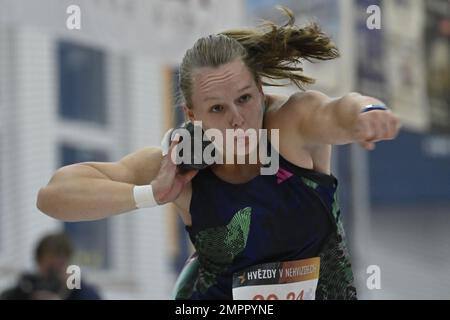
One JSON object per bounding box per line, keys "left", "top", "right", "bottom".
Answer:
{"left": 368, "top": 129, "right": 450, "bottom": 206}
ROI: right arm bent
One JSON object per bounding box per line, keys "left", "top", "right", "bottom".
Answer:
{"left": 36, "top": 147, "right": 163, "bottom": 222}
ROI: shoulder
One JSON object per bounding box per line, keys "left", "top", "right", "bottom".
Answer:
{"left": 264, "top": 90, "right": 330, "bottom": 134}
{"left": 264, "top": 91, "right": 332, "bottom": 174}
{"left": 266, "top": 90, "right": 329, "bottom": 116}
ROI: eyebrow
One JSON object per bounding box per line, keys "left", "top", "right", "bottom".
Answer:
{"left": 203, "top": 84, "right": 252, "bottom": 102}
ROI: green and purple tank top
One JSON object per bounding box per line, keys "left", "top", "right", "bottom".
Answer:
{"left": 173, "top": 145, "right": 357, "bottom": 300}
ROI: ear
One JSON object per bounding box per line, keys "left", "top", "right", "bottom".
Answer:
{"left": 256, "top": 81, "right": 263, "bottom": 94}
{"left": 256, "top": 81, "right": 266, "bottom": 106}
{"left": 255, "top": 81, "right": 266, "bottom": 104}
{"left": 183, "top": 105, "right": 195, "bottom": 122}
{"left": 253, "top": 75, "right": 263, "bottom": 93}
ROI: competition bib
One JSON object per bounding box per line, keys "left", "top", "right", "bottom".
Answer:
{"left": 232, "top": 257, "right": 320, "bottom": 300}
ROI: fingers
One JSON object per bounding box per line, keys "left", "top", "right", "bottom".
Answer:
{"left": 166, "top": 132, "right": 199, "bottom": 183}
{"left": 359, "top": 140, "right": 376, "bottom": 150}
{"left": 170, "top": 133, "right": 181, "bottom": 147}
{"left": 166, "top": 133, "right": 181, "bottom": 165}
{"left": 158, "top": 133, "right": 181, "bottom": 184}
{"left": 387, "top": 114, "right": 402, "bottom": 139}
{"left": 355, "top": 111, "right": 401, "bottom": 150}
{"left": 160, "top": 128, "right": 173, "bottom": 157}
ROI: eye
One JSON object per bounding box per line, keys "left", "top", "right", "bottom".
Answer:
{"left": 238, "top": 94, "right": 252, "bottom": 104}
{"left": 210, "top": 105, "right": 224, "bottom": 113}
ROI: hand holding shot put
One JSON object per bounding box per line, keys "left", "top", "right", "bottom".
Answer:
{"left": 151, "top": 133, "right": 199, "bottom": 205}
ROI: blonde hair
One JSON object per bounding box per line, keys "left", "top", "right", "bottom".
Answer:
{"left": 179, "top": 7, "right": 340, "bottom": 108}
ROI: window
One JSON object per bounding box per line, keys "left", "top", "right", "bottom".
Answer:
{"left": 58, "top": 41, "right": 107, "bottom": 125}
{"left": 60, "top": 144, "right": 110, "bottom": 269}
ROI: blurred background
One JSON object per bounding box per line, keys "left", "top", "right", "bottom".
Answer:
{"left": 0, "top": 0, "right": 448, "bottom": 299}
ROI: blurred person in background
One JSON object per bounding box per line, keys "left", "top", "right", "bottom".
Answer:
{"left": 1, "top": 233, "right": 101, "bottom": 300}
{"left": 36, "top": 7, "right": 400, "bottom": 300}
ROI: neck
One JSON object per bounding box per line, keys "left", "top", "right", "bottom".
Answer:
{"left": 212, "top": 162, "right": 263, "bottom": 182}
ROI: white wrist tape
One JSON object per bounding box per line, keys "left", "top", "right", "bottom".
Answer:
{"left": 133, "top": 185, "right": 158, "bottom": 208}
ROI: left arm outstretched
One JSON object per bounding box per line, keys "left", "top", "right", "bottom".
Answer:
{"left": 281, "top": 90, "right": 401, "bottom": 150}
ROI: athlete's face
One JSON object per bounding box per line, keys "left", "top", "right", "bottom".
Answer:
{"left": 188, "top": 59, "right": 265, "bottom": 154}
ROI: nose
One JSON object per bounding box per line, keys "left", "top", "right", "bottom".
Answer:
{"left": 229, "top": 104, "right": 244, "bottom": 128}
